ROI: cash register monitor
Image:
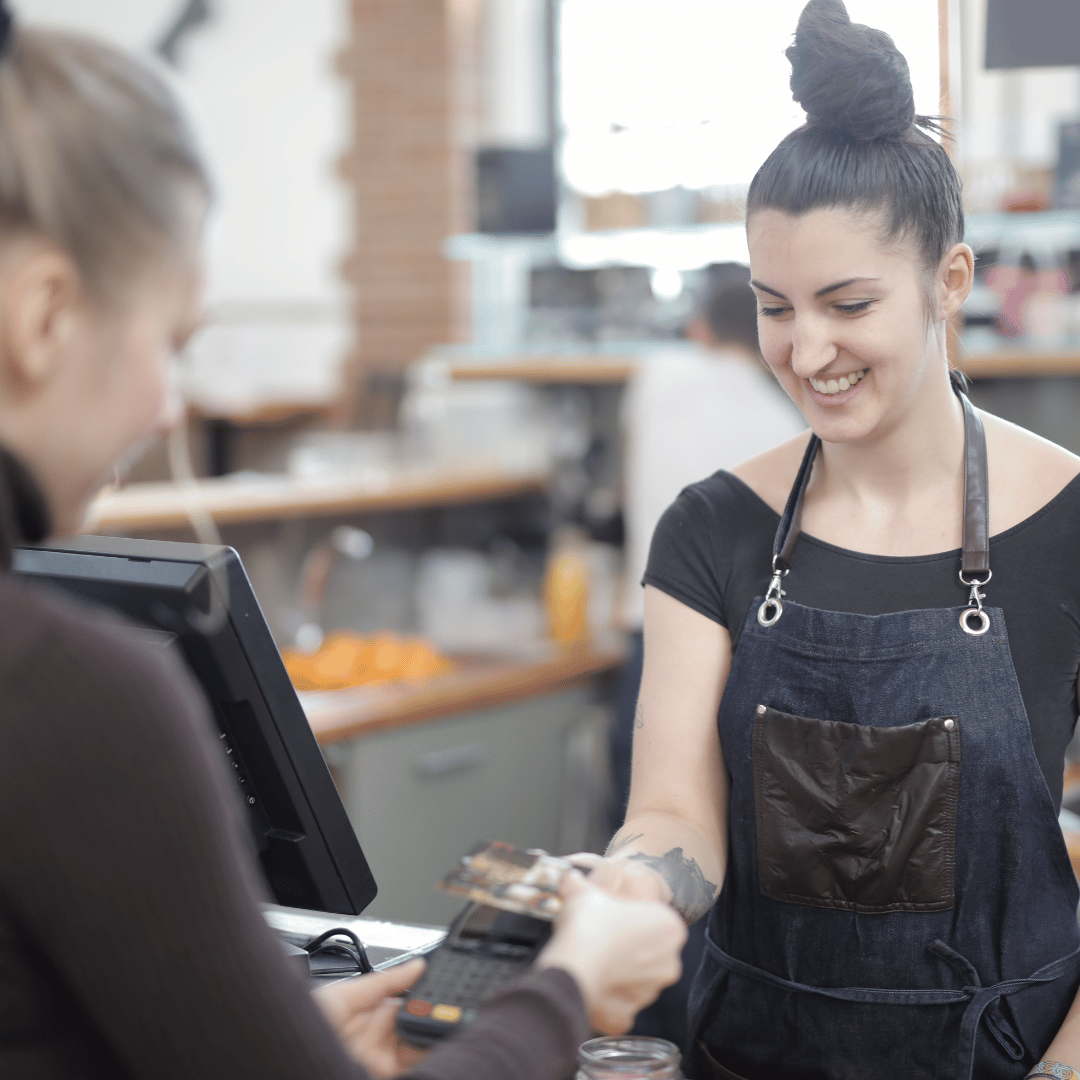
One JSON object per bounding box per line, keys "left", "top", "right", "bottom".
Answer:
{"left": 12, "top": 534, "right": 378, "bottom": 917}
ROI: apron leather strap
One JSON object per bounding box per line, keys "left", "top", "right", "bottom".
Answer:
{"left": 772, "top": 433, "right": 819, "bottom": 574}
{"left": 954, "top": 371, "right": 990, "bottom": 576}
{"left": 769, "top": 370, "right": 990, "bottom": 578}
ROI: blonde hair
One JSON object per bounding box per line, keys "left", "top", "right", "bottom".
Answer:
{"left": 0, "top": 25, "right": 208, "bottom": 300}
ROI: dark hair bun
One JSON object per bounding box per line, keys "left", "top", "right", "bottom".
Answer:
{"left": 787, "top": 0, "right": 916, "bottom": 141}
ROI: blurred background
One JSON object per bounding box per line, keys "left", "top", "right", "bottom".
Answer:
{"left": 16, "top": 0, "right": 1080, "bottom": 935}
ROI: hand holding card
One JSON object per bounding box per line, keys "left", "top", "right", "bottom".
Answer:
{"left": 437, "top": 840, "right": 574, "bottom": 919}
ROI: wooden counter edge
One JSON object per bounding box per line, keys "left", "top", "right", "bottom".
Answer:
{"left": 958, "top": 352, "right": 1080, "bottom": 379}
{"left": 306, "top": 647, "right": 624, "bottom": 744}
{"left": 449, "top": 358, "right": 636, "bottom": 384}
{"left": 88, "top": 472, "right": 549, "bottom": 533}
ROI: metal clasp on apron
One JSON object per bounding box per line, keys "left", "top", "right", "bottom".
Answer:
{"left": 757, "top": 559, "right": 788, "bottom": 627}
{"left": 959, "top": 569, "right": 992, "bottom": 636}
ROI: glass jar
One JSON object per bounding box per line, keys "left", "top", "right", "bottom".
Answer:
{"left": 576, "top": 1036, "right": 683, "bottom": 1079}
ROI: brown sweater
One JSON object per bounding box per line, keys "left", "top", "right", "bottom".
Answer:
{"left": 0, "top": 452, "right": 589, "bottom": 1079}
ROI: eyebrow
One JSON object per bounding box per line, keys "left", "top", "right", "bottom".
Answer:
{"left": 750, "top": 276, "right": 882, "bottom": 300}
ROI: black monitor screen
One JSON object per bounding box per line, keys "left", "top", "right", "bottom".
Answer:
{"left": 13, "top": 534, "right": 377, "bottom": 916}
{"left": 985, "top": 0, "right": 1080, "bottom": 69}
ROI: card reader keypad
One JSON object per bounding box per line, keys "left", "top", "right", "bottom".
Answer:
{"left": 400, "top": 945, "right": 535, "bottom": 1043}
{"left": 406, "top": 946, "right": 526, "bottom": 1020}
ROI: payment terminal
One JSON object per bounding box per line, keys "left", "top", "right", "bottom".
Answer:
{"left": 396, "top": 901, "right": 552, "bottom": 1047}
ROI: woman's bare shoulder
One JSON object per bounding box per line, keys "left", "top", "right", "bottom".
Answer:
{"left": 725, "top": 414, "right": 1080, "bottom": 531}
{"left": 983, "top": 411, "right": 1080, "bottom": 533}
{"left": 728, "top": 431, "right": 815, "bottom": 516}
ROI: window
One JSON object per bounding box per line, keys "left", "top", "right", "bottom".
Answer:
{"left": 559, "top": 0, "right": 942, "bottom": 196}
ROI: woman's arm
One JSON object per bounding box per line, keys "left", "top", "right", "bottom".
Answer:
{"left": 587, "top": 585, "right": 732, "bottom": 923}
{"left": 0, "top": 613, "right": 374, "bottom": 1080}
{"left": 1029, "top": 994, "right": 1080, "bottom": 1078}
{"left": 0, "top": 599, "right": 603, "bottom": 1080}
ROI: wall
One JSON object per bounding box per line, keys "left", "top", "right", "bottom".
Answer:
{"left": 558, "top": 0, "right": 940, "bottom": 197}
{"left": 479, "top": 0, "right": 548, "bottom": 148}
{"left": 12, "top": 0, "right": 353, "bottom": 415}
{"left": 339, "top": 0, "right": 478, "bottom": 386}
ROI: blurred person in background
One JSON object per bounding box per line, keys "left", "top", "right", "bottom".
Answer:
{"left": 609, "top": 262, "right": 803, "bottom": 1050}
{"left": 0, "top": 10, "right": 686, "bottom": 1079}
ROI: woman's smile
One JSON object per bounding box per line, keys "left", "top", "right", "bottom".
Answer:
{"left": 808, "top": 367, "right": 867, "bottom": 395}
{"left": 806, "top": 367, "right": 869, "bottom": 407}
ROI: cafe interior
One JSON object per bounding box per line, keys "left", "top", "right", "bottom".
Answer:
{"left": 14, "top": 0, "right": 1080, "bottom": 1050}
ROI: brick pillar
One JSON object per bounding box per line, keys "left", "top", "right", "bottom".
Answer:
{"left": 339, "top": 0, "right": 476, "bottom": 410}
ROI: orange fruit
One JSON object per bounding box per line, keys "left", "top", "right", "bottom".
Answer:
{"left": 282, "top": 631, "right": 453, "bottom": 690}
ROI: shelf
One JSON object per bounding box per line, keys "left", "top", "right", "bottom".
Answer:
{"left": 958, "top": 351, "right": 1080, "bottom": 378}
{"left": 444, "top": 225, "right": 751, "bottom": 271}
{"left": 192, "top": 402, "right": 332, "bottom": 426}
{"left": 86, "top": 466, "right": 548, "bottom": 534}
{"left": 447, "top": 348, "right": 1080, "bottom": 384}
{"left": 444, "top": 348, "right": 1080, "bottom": 384}
{"left": 302, "top": 645, "right": 624, "bottom": 744}
{"left": 449, "top": 354, "right": 637, "bottom": 384}
{"left": 964, "top": 211, "right": 1080, "bottom": 254}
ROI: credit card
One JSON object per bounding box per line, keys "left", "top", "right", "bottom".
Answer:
{"left": 437, "top": 840, "right": 574, "bottom": 920}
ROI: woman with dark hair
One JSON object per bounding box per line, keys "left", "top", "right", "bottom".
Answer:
{"left": 579, "top": 2, "right": 1080, "bottom": 1077}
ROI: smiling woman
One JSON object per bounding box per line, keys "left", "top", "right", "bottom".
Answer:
{"left": 586, "top": 2, "right": 1080, "bottom": 1079}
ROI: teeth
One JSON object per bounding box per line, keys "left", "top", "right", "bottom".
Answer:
{"left": 809, "top": 369, "right": 866, "bottom": 395}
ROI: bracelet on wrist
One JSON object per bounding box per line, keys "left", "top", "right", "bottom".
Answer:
{"left": 1025, "top": 1062, "right": 1079, "bottom": 1080}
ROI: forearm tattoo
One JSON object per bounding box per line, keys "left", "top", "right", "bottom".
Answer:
{"left": 604, "top": 839, "right": 717, "bottom": 923}
{"left": 1026, "top": 1063, "right": 1078, "bottom": 1080}
{"left": 634, "top": 699, "right": 644, "bottom": 730}
{"left": 606, "top": 831, "right": 643, "bottom": 856}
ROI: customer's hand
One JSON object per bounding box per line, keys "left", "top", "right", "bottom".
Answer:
{"left": 314, "top": 958, "right": 427, "bottom": 1079}
{"left": 537, "top": 872, "right": 686, "bottom": 1034}
{"left": 566, "top": 851, "right": 673, "bottom": 905}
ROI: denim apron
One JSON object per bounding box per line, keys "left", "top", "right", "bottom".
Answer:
{"left": 687, "top": 381, "right": 1080, "bottom": 1080}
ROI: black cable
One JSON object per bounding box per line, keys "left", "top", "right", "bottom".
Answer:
{"left": 303, "top": 927, "right": 373, "bottom": 974}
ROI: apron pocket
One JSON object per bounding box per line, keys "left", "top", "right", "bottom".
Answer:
{"left": 697, "top": 1041, "right": 829, "bottom": 1080}
{"left": 753, "top": 705, "right": 961, "bottom": 913}
{"left": 698, "top": 1043, "right": 751, "bottom": 1080}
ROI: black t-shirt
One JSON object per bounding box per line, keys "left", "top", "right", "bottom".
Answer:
{"left": 644, "top": 469, "right": 1080, "bottom": 810}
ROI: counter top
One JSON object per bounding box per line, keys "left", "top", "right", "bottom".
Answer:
{"left": 85, "top": 465, "right": 548, "bottom": 534}
{"left": 449, "top": 355, "right": 636, "bottom": 384}
{"left": 302, "top": 645, "right": 624, "bottom": 744}
{"left": 445, "top": 349, "right": 1080, "bottom": 384}
{"left": 263, "top": 904, "right": 446, "bottom": 974}
{"left": 958, "top": 350, "right": 1080, "bottom": 379}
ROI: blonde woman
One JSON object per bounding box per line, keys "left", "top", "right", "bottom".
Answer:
{"left": 0, "top": 10, "right": 684, "bottom": 1078}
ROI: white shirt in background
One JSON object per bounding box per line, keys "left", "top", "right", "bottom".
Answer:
{"left": 621, "top": 343, "right": 806, "bottom": 629}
